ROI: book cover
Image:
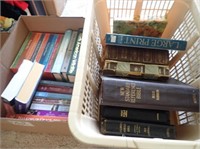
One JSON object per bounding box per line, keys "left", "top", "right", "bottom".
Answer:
{"left": 67, "top": 28, "right": 83, "bottom": 83}
{"left": 100, "top": 119, "right": 176, "bottom": 139}
{"left": 105, "top": 33, "right": 187, "bottom": 51}
{"left": 61, "top": 30, "right": 78, "bottom": 81}
{"left": 100, "top": 105, "right": 170, "bottom": 124}
{"left": 14, "top": 61, "right": 45, "bottom": 114}
{"left": 34, "top": 33, "right": 51, "bottom": 62}
{"left": 15, "top": 114, "right": 67, "bottom": 121}
{"left": 10, "top": 32, "right": 34, "bottom": 73}
{"left": 37, "top": 80, "right": 73, "bottom": 94}
{"left": 51, "top": 30, "right": 73, "bottom": 81}
{"left": 27, "top": 109, "right": 68, "bottom": 117}
{"left": 100, "top": 76, "right": 199, "bottom": 112}
{"left": 113, "top": 20, "right": 167, "bottom": 37}
{"left": 102, "top": 60, "right": 169, "bottom": 80}
{"left": 104, "top": 45, "right": 169, "bottom": 65}
{"left": 44, "top": 34, "right": 63, "bottom": 80}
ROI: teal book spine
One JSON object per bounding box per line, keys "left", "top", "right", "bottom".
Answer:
{"left": 105, "top": 33, "right": 187, "bottom": 51}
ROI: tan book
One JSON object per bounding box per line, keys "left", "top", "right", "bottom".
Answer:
{"left": 15, "top": 61, "right": 45, "bottom": 113}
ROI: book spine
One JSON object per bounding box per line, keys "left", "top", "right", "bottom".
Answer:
{"left": 61, "top": 30, "right": 78, "bottom": 81}
{"left": 24, "top": 32, "right": 42, "bottom": 60}
{"left": 30, "top": 33, "right": 45, "bottom": 61}
{"left": 39, "top": 80, "right": 74, "bottom": 88}
{"left": 51, "top": 30, "right": 72, "bottom": 81}
{"left": 32, "top": 98, "right": 70, "bottom": 105}
{"left": 100, "top": 119, "right": 176, "bottom": 139}
{"left": 43, "top": 34, "right": 63, "bottom": 80}
{"left": 37, "top": 85, "right": 73, "bottom": 94}
{"left": 10, "top": 32, "right": 34, "bottom": 73}
{"left": 105, "top": 45, "right": 169, "bottom": 65}
{"left": 101, "top": 77, "right": 199, "bottom": 112}
{"left": 35, "top": 33, "right": 51, "bottom": 62}
{"left": 34, "top": 91, "right": 72, "bottom": 100}
{"left": 15, "top": 114, "right": 67, "bottom": 121}
{"left": 105, "top": 33, "right": 187, "bottom": 51}
{"left": 67, "top": 29, "right": 83, "bottom": 83}
{"left": 30, "top": 103, "right": 70, "bottom": 112}
{"left": 102, "top": 60, "right": 169, "bottom": 80}
{"left": 27, "top": 110, "right": 68, "bottom": 117}
{"left": 100, "top": 106, "right": 170, "bottom": 124}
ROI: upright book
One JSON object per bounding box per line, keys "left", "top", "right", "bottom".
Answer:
{"left": 105, "top": 33, "right": 187, "bottom": 51}
{"left": 100, "top": 76, "right": 199, "bottom": 112}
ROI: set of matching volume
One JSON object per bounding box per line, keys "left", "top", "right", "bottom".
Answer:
{"left": 99, "top": 27, "right": 199, "bottom": 139}
{"left": 10, "top": 28, "right": 83, "bottom": 83}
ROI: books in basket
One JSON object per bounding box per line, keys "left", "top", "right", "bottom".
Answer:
{"left": 100, "top": 76, "right": 199, "bottom": 112}
{"left": 105, "top": 33, "right": 187, "bottom": 51}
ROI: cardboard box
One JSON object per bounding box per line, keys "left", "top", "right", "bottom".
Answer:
{"left": 0, "top": 16, "right": 84, "bottom": 135}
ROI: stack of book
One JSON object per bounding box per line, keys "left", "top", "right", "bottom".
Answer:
{"left": 99, "top": 21, "right": 199, "bottom": 139}
{"left": 10, "top": 28, "right": 83, "bottom": 83}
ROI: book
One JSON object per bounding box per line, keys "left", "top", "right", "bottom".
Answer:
{"left": 100, "top": 105, "right": 170, "bottom": 124}
{"left": 100, "top": 119, "right": 176, "bottom": 139}
{"left": 1, "top": 60, "right": 34, "bottom": 102}
{"left": 30, "top": 103, "right": 70, "bottom": 112}
{"left": 103, "top": 45, "right": 169, "bottom": 65}
{"left": 37, "top": 80, "right": 73, "bottom": 94}
{"left": 51, "top": 30, "right": 72, "bottom": 81}
{"left": 15, "top": 114, "right": 67, "bottom": 121}
{"left": 113, "top": 19, "right": 167, "bottom": 37}
{"left": 67, "top": 28, "right": 83, "bottom": 82}
{"left": 14, "top": 61, "right": 45, "bottom": 113}
{"left": 27, "top": 109, "right": 68, "bottom": 117}
{"left": 10, "top": 32, "right": 34, "bottom": 73}
{"left": 34, "top": 91, "right": 72, "bottom": 101}
{"left": 105, "top": 33, "right": 187, "bottom": 51}
{"left": 100, "top": 76, "right": 199, "bottom": 112}
{"left": 102, "top": 60, "right": 169, "bottom": 80}
{"left": 61, "top": 30, "right": 78, "bottom": 81}
{"left": 32, "top": 98, "right": 70, "bottom": 106}
{"left": 44, "top": 34, "right": 63, "bottom": 80}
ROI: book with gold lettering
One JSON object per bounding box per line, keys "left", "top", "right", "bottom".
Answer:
{"left": 100, "top": 105, "right": 170, "bottom": 124}
{"left": 100, "top": 76, "right": 199, "bottom": 112}
{"left": 105, "top": 33, "right": 187, "bottom": 51}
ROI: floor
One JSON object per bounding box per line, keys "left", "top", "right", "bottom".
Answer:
{"left": 1, "top": 130, "right": 104, "bottom": 149}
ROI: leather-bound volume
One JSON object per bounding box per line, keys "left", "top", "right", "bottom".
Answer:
{"left": 100, "top": 105, "right": 170, "bottom": 124}
{"left": 103, "top": 45, "right": 169, "bottom": 65}
{"left": 100, "top": 119, "right": 176, "bottom": 139}
{"left": 100, "top": 76, "right": 199, "bottom": 112}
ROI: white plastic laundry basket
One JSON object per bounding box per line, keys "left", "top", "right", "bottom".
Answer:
{"left": 68, "top": 0, "right": 200, "bottom": 148}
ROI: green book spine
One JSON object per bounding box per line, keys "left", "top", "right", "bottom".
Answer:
{"left": 100, "top": 119, "right": 176, "bottom": 139}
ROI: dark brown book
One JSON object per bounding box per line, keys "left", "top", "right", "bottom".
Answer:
{"left": 100, "top": 105, "right": 170, "bottom": 124}
{"left": 103, "top": 45, "right": 169, "bottom": 65}
{"left": 100, "top": 119, "right": 176, "bottom": 139}
{"left": 100, "top": 76, "right": 199, "bottom": 112}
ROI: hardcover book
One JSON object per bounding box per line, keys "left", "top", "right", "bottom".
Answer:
{"left": 100, "top": 76, "right": 199, "bottom": 112}
{"left": 102, "top": 60, "right": 169, "bottom": 80}
{"left": 113, "top": 19, "right": 167, "bottom": 37}
{"left": 32, "top": 98, "right": 70, "bottom": 106}
{"left": 103, "top": 45, "right": 169, "bottom": 65}
{"left": 15, "top": 114, "right": 67, "bottom": 121}
{"left": 100, "top": 119, "right": 176, "bottom": 139}
{"left": 105, "top": 33, "right": 187, "bottom": 51}
{"left": 27, "top": 110, "right": 68, "bottom": 117}
{"left": 67, "top": 28, "right": 83, "bottom": 83}
{"left": 30, "top": 103, "right": 70, "bottom": 112}
{"left": 100, "top": 105, "right": 170, "bottom": 124}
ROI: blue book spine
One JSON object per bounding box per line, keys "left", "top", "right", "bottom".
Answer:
{"left": 39, "top": 34, "right": 57, "bottom": 66}
{"left": 105, "top": 33, "right": 187, "bottom": 51}
{"left": 34, "top": 91, "right": 72, "bottom": 100}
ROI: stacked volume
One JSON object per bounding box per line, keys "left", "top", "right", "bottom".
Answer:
{"left": 1, "top": 28, "right": 83, "bottom": 121}
{"left": 99, "top": 20, "right": 199, "bottom": 139}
